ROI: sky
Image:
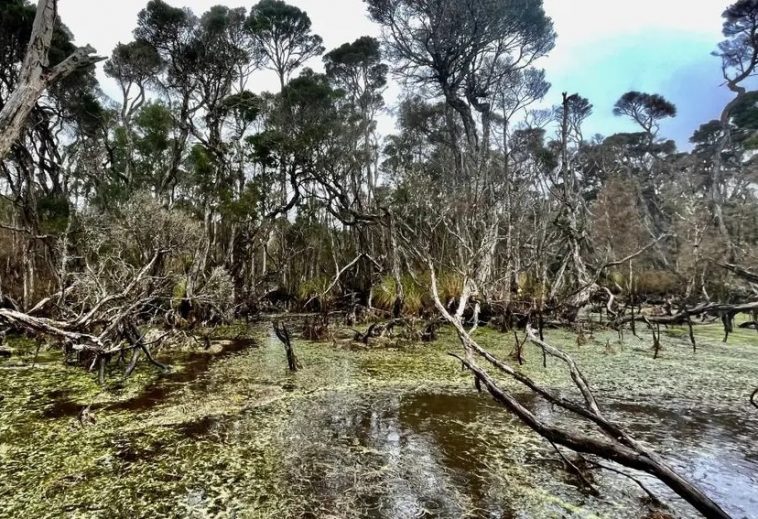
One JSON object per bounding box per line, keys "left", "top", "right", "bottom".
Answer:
{"left": 58, "top": 0, "right": 746, "bottom": 149}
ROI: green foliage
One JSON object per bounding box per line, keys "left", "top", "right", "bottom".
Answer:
{"left": 221, "top": 90, "right": 262, "bottom": 125}
{"left": 187, "top": 144, "right": 216, "bottom": 192}
{"left": 296, "top": 275, "right": 332, "bottom": 304}
{"left": 324, "top": 36, "right": 388, "bottom": 112}
{"left": 732, "top": 91, "right": 758, "bottom": 149}
{"left": 219, "top": 182, "right": 260, "bottom": 223}
{"left": 247, "top": 0, "right": 325, "bottom": 82}
{"left": 613, "top": 91, "right": 677, "bottom": 127}
{"left": 104, "top": 40, "right": 162, "bottom": 83}
{"left": 37, "top": 194, "right": 70, "bottom": 235}
{"left": 374, "top": 275, "right": 424, "bottom": 314}
{"left": 373, "top": 271, "right": 463, "bottom": 315}
{"left": 135, "top": 102, "right": 173, "bottom": 153}
{"left": 135, "top": 0, "right": 196, "bottom": 53}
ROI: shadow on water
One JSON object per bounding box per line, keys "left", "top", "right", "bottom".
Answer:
{"left": 178, "top": 415, "right": 219, "bottom": 439}
{"left": 42, "top": 389, "right": 85, "bottom": 418}
{"left": 43, "top": 337, "right": 257, "bottom": 418}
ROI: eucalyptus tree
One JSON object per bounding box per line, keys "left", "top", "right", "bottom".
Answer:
{"left": 133, "top": 0, "right": 198, "bottom": 198}
{"left": 712, "top": 0, "right": 758, "bottom": 252}
{"left": 613, "top": 91, "right": 677, "bottom": 144}
{"left": 104, "top": 40, "right": 162, "bottom": 185}
{"left": 368, "top": 0, "right": 556, "bottom": 320}
{"left": 0, "top": 0, "right": 102, "bottom": 308}
{"left": 246, "top": 0, "right": 325, "bottom": 91}
{"left": 367, "top": 0, "right": 554, "bottom": 170}
{"left": 245, "top": 0, "right": 324, "bottom": 217}
{"left": 324, "top": 36, "right": 388, "bottom": 205}
{"left": 611, "top": 91, "right": 677, "bottom": 238}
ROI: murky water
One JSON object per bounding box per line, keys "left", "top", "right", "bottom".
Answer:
{"left": 1, "top": 323, "right": 757, "bottom": 518}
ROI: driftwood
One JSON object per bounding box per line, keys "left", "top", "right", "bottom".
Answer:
{"left": 351, "top": 317, "right": 442, "bottom": 344}
{"left": 614, "top": 301, "right": 758, "bottom": 327}
{"left": 273, "top": 321, "right": 301, "bottom": 371}
{"left": 615, "top": 301, "right": 758, "bottom": 346}
{"left": 449, "top": 328, "right": 730, "bottom": 519}
{"left": 718, "top": 262, "right": 758, "bottom": 285}
{"left": 351, "top": 318, "right": 404, "bottom": 344}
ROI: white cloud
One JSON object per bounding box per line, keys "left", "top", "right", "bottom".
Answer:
{"left": 544, "top": 0, "right": 725, "bottom": 43}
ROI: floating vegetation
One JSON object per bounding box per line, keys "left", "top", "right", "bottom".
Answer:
{"left": 0, "top": 321, "right": 756, "bottom": 518}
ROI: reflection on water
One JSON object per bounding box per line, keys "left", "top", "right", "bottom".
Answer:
{"left": 18, "top": 327, "right": 758, "bottom": 518}
{"left": 277, "top": 391, "right": 521, "bottom": 518}
{"left": 42, "top": 337, "right": 257, "bottom": 417}
{"left": 606, "top": 400, "right": 758, "bottom": 518}
{"left": 263, "top": 389, "right": 758, "bottom": 518}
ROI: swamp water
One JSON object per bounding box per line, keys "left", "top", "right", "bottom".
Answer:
{"left": 0, "top": 323, "right": 757, "bottom": 518}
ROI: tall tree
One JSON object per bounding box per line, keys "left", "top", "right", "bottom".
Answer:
{"left": 104, "top": 40, "right": 162, "bottom": 185}
{"left": 367, "top": 0, "right": 555, "bottom": 170}
{"left": 246, "top": 0, "right": 324, "bottom": 91}
{"left": 324, "top": 36, "right": 387, "bottom": 205}
{"left": 613, "top": 91, "right": 677, "bottom": 144}
{"left": 712, "top": 0, "right": 758, "bottom": 252}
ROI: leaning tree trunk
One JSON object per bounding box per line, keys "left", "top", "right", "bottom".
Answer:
{"left": 0, "top": 0, "right": 102, "bottom": 160}
{"left": 428, "top": 265, "right": 730, "bottom": 519}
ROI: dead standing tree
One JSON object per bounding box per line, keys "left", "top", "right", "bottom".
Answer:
{"left": 273, "top": 321, "right": 301, "bottom": 372}
{"left": 0, "top": 0, "right": 103, "bottom": 160}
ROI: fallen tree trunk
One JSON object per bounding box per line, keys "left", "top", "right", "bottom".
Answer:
{"left": 718, "top": 262, "right": 758, "bottom": 285}
{"left": 457, "top": 352, "right": 730, "bottom": 519}
{"left": 614, "top": 301, "right": 758, "bottom": 327}
{"left": 0, "top": 308, "right": 104, "bottom": 351}
{"left": 427, "top": 266, "right": 730, "bottom": 519}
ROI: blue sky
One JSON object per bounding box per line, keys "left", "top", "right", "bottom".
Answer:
{"left": 539, "top": 0, "right": 748, "bottom": 148}
{"left": 59, "top": 0, "right": 750, "bottom": 149}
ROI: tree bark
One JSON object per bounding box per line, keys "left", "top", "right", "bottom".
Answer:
{"left": 0, "top": 0, "right": 103, "bottom": 161}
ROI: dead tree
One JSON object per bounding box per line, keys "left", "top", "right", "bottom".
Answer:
{"left": 646, "top": 319, "right": 663, "bottom": 359}
{"left": 273, "top": 321, "right": 301, "bottom": 371}
{"left": 614, "top": 301, "right": 758, "bottom": 349}
{"left": 0, "top": 0, "right": 103, "bottom": 160}
{"left": 0, "top": 249, "right": 175, "bottom": 381}
{"left": 428, "top": 267, "right": 730, "bottom": 519}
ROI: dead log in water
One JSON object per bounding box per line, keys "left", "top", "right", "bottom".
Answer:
{"left": 448, "top": 325, "right": 732, "bottom": 519}
{"left": 427, "top": 266, "right": 731, "bottom": 518}
{"left": 273, "top": 321, "right": 301, "bottom": 371}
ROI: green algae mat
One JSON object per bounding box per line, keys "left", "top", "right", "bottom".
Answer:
{"left": 1, "top": 322, "right": 756, "bottom": 518}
